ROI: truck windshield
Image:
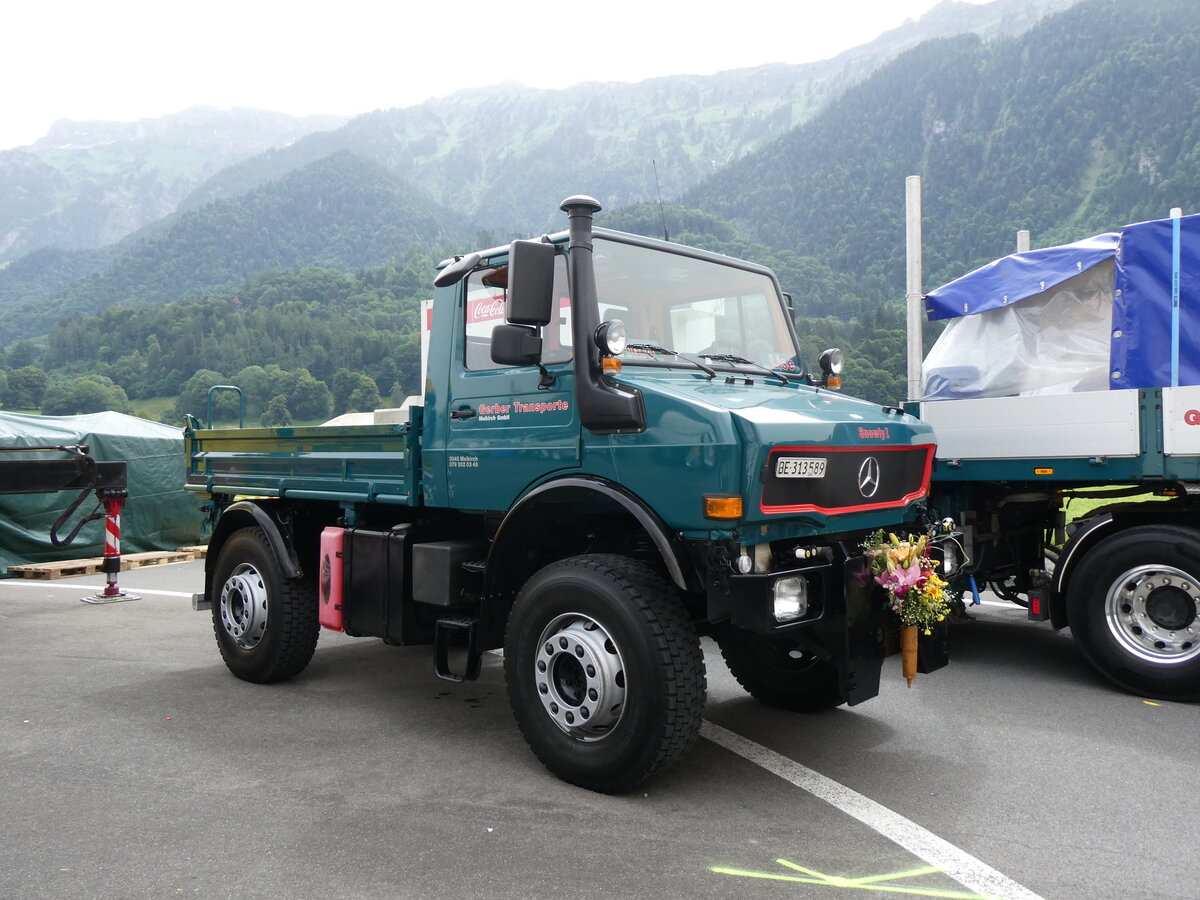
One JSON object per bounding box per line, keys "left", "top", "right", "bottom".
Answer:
{"left": 591, "top": 237, "right": 802, "bottom": 375}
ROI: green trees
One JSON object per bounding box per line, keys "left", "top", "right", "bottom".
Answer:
{"left": 332, "top": 368, "right": 382, "bottom": 413}
{"left": 18, "top": 258, "right": 432, "bottom": 422}
{"left": 261, "top": 395, "right": 292, "bottom": 427}
{"left": 4, "top": 365, "right": 49, "bottom": 409}
{"left": 41, "top": 375, "right": 132, "bottom": 416}
{"left": 345, "top": 375, "right": 382, "bottom": 413}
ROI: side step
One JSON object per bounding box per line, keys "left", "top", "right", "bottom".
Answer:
{"left": 434, "top": 615, "right": 483, "bottom": 683}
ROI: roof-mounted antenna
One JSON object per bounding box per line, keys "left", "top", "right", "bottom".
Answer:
{"left": 652, "top": 159, "right": 669, "bottom": 242}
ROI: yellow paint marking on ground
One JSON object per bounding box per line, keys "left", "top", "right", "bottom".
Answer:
{"left": 711, "top": 858, "right": 993, "bottom": 899}
{"left": 1142, "top": 700, "right": 1162, "bottom": 706}
{"left": 840, "top": 865, "right": 945, "bottom": 886}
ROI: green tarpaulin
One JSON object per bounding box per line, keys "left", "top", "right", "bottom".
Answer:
{"left": 0, "top": 411, "right": 205, "bottom": 573}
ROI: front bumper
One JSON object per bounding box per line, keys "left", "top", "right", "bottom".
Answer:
{"left": 720, "top": 543, "right": 884, "bottom": 706}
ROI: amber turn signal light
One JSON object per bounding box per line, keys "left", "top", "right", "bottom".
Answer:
{"left": 601, "top": 357, "right": 623, "bottom": 373}
{"left": 703, "top": 494, "right": 743, "bottom": 519}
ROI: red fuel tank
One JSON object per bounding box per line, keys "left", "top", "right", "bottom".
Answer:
{"left": 318, "top": 526, "right": 345, "bottom": 631}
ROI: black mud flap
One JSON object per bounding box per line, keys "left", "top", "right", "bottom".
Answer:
{"left": 797, "top": 550, "right": 884, "bottom": 706}
{"left": 839, "top": 552, "right": 885, "bottom": 704}
{"left": 917, "top": 622, "right": 950, "bottom": 674}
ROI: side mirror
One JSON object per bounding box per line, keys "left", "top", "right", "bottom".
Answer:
{"left": 506, "top": 239, "right": 555, "bottom": 326}
{"left": 491, "top": 323, "right": 543, "bottom": 367}
{"left": 433, "top": 252, "right": 481, "bottom": 288}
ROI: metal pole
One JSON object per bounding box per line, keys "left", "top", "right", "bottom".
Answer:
{"left": 905, "top": 175, "right": 924, "bottom": 402}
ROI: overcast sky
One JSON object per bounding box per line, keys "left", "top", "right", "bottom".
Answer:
{"left": 2, "top": 0, "right": 989, "bottom": 151}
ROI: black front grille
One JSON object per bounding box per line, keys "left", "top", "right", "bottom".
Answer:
{"left": 760, "top": 444, "right": 933, "bottom": 515}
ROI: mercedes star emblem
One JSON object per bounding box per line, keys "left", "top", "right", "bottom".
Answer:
{"left": 857, "top": 456, "right": 880, "bottom": 498}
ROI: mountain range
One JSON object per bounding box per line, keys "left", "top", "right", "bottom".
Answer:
{"left": 3, "top": 0, "right": 1198, "bottom": 410}
{"left": 0, "top": 107, "right": 347, "bottom": 263}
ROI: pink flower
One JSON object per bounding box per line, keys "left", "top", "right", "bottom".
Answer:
{"left": 876, "top": 561, "right": 923, "bottom": 594}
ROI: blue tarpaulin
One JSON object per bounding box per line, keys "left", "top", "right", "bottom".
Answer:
{"left": 925, "top": 232, "right": 1119, "bottom": 320}
{"left": 1111, "top": 214, "right": 1200, "bottom": 389}
{"left": 924, "top": 213, "right": 1200, "bottom": 390}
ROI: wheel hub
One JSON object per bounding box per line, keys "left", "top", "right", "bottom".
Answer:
{"left": 1105, "top": 564, "right": 1200, "bottom": 665}
{"left": 219, "top": 563, "right": 269, "bottom": 650}
{"left": 534, "top": 613, "right": 625, "bottom": 740}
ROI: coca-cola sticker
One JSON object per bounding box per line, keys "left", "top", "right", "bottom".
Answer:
{"left": 468, "top": 294, "right": 507, "bottom": 323}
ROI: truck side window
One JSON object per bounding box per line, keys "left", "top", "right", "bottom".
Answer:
{"left": 464, "top": 256, "right": 571, "bottom": 370}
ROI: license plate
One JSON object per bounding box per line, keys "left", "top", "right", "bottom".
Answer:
{"left": 775, "top": 457, "right": 826, "bottom": 479}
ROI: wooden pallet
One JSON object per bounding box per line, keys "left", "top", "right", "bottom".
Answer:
{"left": 7, "top": 550, "right": 197, "bottom": 580}
{"left": 175, "top": 545, "right": 209, "bottom": 559}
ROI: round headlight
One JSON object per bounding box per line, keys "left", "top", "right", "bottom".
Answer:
{"left": 819, "top": 347, "right": 845, "bottom": 376}
{"left": 595, "top": 319, "right": 628, "bottom": 356}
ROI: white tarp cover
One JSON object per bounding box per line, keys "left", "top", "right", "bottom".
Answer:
{"left": 921, "top": 260, "right": 1114, "bottom": 399}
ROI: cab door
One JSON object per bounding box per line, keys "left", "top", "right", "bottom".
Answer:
{"left": 442, "top": 257, "right": 580, "bottom": 510}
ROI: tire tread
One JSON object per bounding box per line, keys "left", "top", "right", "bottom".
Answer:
{"left": 211, "top": 526, "right": 319, "bottom": 684}
{"left": 505, "top": 553, "right": 705, "bottom": 792}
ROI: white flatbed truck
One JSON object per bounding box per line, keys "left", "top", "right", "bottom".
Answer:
{"left": 906, "top": 177, "right": 1200, "bottom": 700}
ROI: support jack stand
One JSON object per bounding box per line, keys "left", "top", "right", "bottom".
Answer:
{"left": 81, "top": 492, "right": 139, "bottom": 604}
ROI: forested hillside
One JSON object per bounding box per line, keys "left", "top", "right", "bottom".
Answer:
{"left": 1, "top": 258, "right": 434, "bottom": 424}
{"left": 687, "top": 0, "right": 1200, "bottom": 297}
{"left": 0, "top": 153, "right": 458, "bottom": 342}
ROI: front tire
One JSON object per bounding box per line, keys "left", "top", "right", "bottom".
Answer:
{"left": 1066, "top": 525, "right": 1200, "bottom": 701}
{"left": 716, "top": 627, "right": 845, "bottom": 712}
{"left": 211, "top": 526, "right": 319, "bottom": 684}
{"left": 504, "top": 554, "right": 705, "bottom": 793}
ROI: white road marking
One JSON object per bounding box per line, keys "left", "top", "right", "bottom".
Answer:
{"left": 701, "top": 721, "right": 1044, "bottom": 900}
{"left": 0, "top": 580, "right": 193, "bottom": 599}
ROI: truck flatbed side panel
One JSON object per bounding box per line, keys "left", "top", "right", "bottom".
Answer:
{"left": 919, "top": 390, "right": 1141, "bottom": 460}
{"left": 186, "top": 423, "right": 412, "bottom": 503}
{"left": 1163, "top": 386, "right": 1200, "bottom": 456}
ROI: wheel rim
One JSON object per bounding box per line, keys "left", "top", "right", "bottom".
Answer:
{"left": 218, "top": 563, "right": 269, "bottom": 650}
{"left": 534, "top": 613, "right": 626, "bottom": 741}
{"left": 1104, "top": 563, "right": 1200, "bottom": 665}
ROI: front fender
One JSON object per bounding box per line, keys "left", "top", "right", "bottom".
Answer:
{"left": 485, "top": 476, "right": 700, "bottom": 597}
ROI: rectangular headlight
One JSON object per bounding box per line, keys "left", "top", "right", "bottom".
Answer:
{"left": 939, "top": 540, "right": 959, "bottom": 576}
{"left": 772, "top": 575, "right": 809, "bottom": 622}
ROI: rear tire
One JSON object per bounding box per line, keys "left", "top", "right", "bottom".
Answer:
{"left": 717, "top": 628, "right": 845, "bottom": 712}
{"left": 211, "top": 526, "right": 319, "bottom": 683}
{"left": 504, "top": 554, "right": 705, "bottom": 793}
{"left": 1066, "top": 525, "right": 1200, "bottom": 701}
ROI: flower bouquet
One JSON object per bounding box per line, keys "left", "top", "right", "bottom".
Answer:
{"left": 862, "top": 530, "right": 950, "bottom": 687}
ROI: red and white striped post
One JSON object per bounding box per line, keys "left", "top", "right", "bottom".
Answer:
{"left": 82, "top": 492, "right": 139, "bottom": 604}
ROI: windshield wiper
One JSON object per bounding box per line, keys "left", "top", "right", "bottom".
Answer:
{"left": 699, "top": 353, "right": 790, "bottom": 387}
{"left": 625, "top": 343, "right": 717, "bottom": 379}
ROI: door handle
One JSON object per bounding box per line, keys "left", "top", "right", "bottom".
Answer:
{"left": 451, "top": 407, "right": 477, "bottom": 419}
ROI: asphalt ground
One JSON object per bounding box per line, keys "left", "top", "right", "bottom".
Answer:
{"left": 2, "top": 560, "right": 1197, "bottom": 899}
